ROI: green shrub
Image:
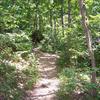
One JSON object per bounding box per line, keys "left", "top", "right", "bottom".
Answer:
{"left": 0, "top": 33, "right": 38, "bottom": 99}
{"left": 58, "top": 68, "right": 100, "bottom": 100}
{"left": 0, "top": 62, "right": 23, "bottom": 100}
{"left": 0, "top": 52, "right": 38, "bottom": 99}
{"left": 22, "top": 53, "right": 39, "bottom": 89}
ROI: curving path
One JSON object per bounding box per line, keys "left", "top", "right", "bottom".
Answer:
{"left": 24, "top": 49, "right": 60, "bottom": 100}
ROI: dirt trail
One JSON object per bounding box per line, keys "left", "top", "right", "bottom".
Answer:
{"left": 24, "top": 50, "right": 60, "bottom": 100}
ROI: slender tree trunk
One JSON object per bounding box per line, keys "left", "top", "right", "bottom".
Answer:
{"left": 54, "top": 18, "right": 56, "bottom": 34}
{"left": 78, "top": 0, "right": 96, "bottom": 96}
{"left": 39, "top": 15, "right": 42, "bottom": 31}
{"left": 34, "top": 11, "right": 38, "bottom": 30}
{"left": 34, "top": 1, "right": 39, "bottom": 30}
{"left": 68, "top": 0, "right": 71, "bottom": 27}
{"left": 50, "top": 9, "right": 53, "bottom": 31}
{"left": 34, "top": 14, "right": 38, "bottom": 30}
{"left": 67, "top": 0, "right": 73, "bottom": 66}
{"left": 49, "top": 8, "right": 54, "bottom": 43}
{"left": 61, "top": 0, "right": 64, "bottom": 35}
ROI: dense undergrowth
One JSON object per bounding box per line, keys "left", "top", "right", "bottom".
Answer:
{"left": 39, "top": 28, "right": 100, "bottom": 99}
{"left": 0, "top": 33, "right": 38, "bottom": 100}
{"left": 0, "top": 0, "right": 100, "bottom": 99}
{"left": 44, "top": 31, "right": 100, "bottom": 100}
{"left": 57, "top": 68, "right": 100, "bottom": 100}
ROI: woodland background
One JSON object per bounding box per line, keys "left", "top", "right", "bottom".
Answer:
{"left": 0, "top": 0, "right": 100, "bottom": 100}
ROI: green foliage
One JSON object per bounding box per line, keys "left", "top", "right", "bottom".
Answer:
{"left": 0, "top": 34, "right": 15, "bottom": 61}
{"left": 0, "top": 53, "right": 38, "bottom": 99}
{"left": 94, "top": 44, "right": 100, "bottom": 67}
{"left": 0, "top": 0, "right": 100, "bottom": 99}
{"left": 22, "top": 52, "right": 39, "bottom": 89}
{"left": 0, "top": 32, "right": 32, "bottom": 52}
{"left": 0, "top": 63, "right": 23, "bottom": 100}
{"left": 0, "top": 33, "right": 38, "bottom": 99}
{"left": 58, "top": 68, "right": 100, "bottom": 100}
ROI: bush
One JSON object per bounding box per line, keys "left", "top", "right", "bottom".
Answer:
{"left": 0, "top": 52, "right": 38, "bottom": 100}
{"left": 0, "top": 62, "right": 23, "bottom": 100}
{"left": 0, "top": 33, "right": 38, "bottom": 99}
{"left": 58, "top": 68, "right": 100, "bottom": 100}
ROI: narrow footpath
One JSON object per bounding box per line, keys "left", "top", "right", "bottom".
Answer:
{"left": 24, "top": 50, "right": 60, "bottom": 100}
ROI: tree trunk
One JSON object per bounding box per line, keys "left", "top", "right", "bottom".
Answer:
{"left": 61, "top": 0, "right": 64, "bottom": 35}
{"left": 54, "top": 18, "right": 56, "bottom": 34}
{"left": 50, "top": 9, "right": 53, "bottom": 31}
{"left": 68, "top": 0, "right": 71, "bottom": 27}
{"left": 34, "top": 1, "right": 39, "bottom": 30}
{"left": 39, "top": 15, "right": 42, "bottom": 31}
{"left": 78, "top": 0, "right": 96, "bottom": 96}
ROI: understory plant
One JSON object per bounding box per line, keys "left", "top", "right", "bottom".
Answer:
{"left": 0, "top": 34, "right": 38, "bottom": 100}
{"left": 58, "top": 68, "right": 100, "bottom": 100}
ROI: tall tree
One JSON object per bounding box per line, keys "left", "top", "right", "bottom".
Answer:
{"left": 61, "top": 0, "right": 64, "bottom": 34}
{"left": 49, "top": 8, "right": 53, "bottom": 31}
{"left": 68, "top": 0, "right": 71, "bottom": 27}
{"left": 34, "top": 1, "right": 39, "bottom": 30}
{"left": 54, "top": 17, "right": 57, "bottom": 34}
{"left": 78, "top": 0, "right": 96, "bottom": 96}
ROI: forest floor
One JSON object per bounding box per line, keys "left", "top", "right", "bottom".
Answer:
{"left": 24, "top": 49, "right": 60, "bottom": 100}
